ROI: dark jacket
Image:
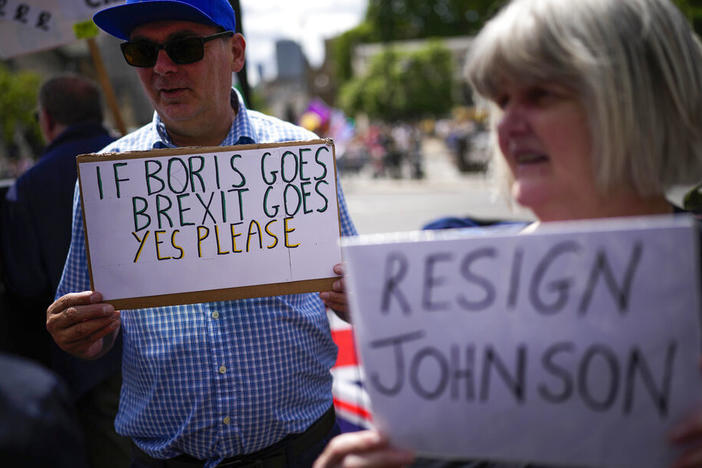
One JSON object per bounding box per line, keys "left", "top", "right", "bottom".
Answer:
{"left": 0, "top": 121, "right": 122, "bottom": 397}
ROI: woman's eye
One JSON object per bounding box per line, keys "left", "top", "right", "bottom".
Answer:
{"left": 526, "top": 87, "right": 551, "bottom": 103}
{"left": 495, "top": 94, "right": 510, "bottom": 109}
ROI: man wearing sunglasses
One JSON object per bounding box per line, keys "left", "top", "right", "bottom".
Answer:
{"left": 45, "top": 0, "right": 356, "bottom": 467}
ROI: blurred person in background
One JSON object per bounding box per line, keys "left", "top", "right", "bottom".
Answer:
{"left": 0, "top": 351, "right": 89, "bottom": 468}
{"left": 0, "top": 73, "right": 127, "bottom": 467}
{"left": 313, "top": 0, "right": 702, "bottom": 467}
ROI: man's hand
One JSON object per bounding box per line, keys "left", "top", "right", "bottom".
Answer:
{"left": 46, "top": 291, "right": 121, "bottom": 360}
{"left": 320, "top": 263, "right": 350, "bottom": 322}
{"left": 313, "top": 430, "right": 414, "bottom": 468}
{"left": 668, "top": 356, "right": 702, "bottom": 468}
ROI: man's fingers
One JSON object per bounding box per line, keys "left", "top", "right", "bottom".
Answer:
{"left": 670, "top": 408, "right": 702, "bottom": 445}
{"left": 48, "top": 304, "right": 116, "bottom": 338}
{"left": 321, "top": 291, "right": 346, "bottom": 307}
{"left": 62, "top": 313, "right": 120, "bottom": 345}
{"left": 671, "top": 442, "right": 702, "bottom": 468}
{"left": 314, "top": 431, "right": 387, "bottom": 468}
{"left": 313, "top": 431, "right": 414, "bottom": 468}
{"left": 60, "top": 319, "right": 120, "bottom": 357}
{"left": 47, "top": 291, "right": 102, "bottom": 317}
{"left": 332, "top": 278, "right": 346, "bottom": 293}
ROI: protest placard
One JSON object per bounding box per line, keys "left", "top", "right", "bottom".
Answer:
{"left": 0, "top": 0, "right": 124, "bottom": 58}
{"left": 341, "top": 216, "right": 702, "bottom": 468}
{"left": 77, "top": 139, "right": 342, "bottom": 309}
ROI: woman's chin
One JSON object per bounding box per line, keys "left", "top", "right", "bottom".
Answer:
{"left": 511, "top": 182, "right": 555, "bottom": 214}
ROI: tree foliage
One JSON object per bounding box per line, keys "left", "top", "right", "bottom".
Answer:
{"left": 674, "top": 0, "right": 702, "bottom": 34}
{"left": 364, "top": 0, "right": 503, "bottom": 41}
{"left": 339, "top": 41, "right": 455, "bottom": 121}
{"left": 330, "top": 0, "right": 701, "bottom": 90}
{"left": 329, "top": 0, "right": 504, "bottom": 87}
{"left": 0, "top": 64, "right": 41, "bottom": 154}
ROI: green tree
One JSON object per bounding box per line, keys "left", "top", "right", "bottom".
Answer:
{"left": 364, "top": 0, "right": 503, "bottom": 41}
{"left": 329, "top": 0, "right": 504, "bottom": 89}
{"left": 339, "top": 41, "right": 455, "bottom": 121}
{"left": 674, "top": 0, "right": 702, "bottom": 34}
{"left": 0, "top": 64, "right": 41, "bottom": 158}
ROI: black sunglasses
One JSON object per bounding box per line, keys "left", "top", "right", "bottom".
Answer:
{"left": 120, "top": 30, "right": 234, "bottom": 67}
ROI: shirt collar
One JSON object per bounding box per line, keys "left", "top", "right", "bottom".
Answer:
{"left": 150, "top": 87, "right": 256, "bottom": 149}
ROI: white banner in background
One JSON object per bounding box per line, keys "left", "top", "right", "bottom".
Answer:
{"left": 0, "top": 0, "right": 124, "bottom": 58}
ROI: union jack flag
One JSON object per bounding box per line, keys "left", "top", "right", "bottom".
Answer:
{"left": 328, "top": 312, "right": 373, "bottom": 432}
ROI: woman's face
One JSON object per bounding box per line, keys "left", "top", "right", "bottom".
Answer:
{"left": 495, "top": 79, "right": 596, "bottom": 221}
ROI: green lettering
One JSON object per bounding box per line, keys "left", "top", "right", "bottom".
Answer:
{"left": 113, "top": 162, "right": 129, "bottom": 199}
{"left": 263, "top": 186, "right": 279, "bottom": 218}
{"left": 299, "top": 148, "right": 311, "bottom": 181}
{"left": 284, "top": 183, "right": 302, "bottom": 217}
{"left": 132, "top": 196, "right": 150, "bottom": 231}
{"left": 177, "top": 193, "right": 194, "bottom": 227}
{"left": 315, "top": 180, "right": 329, "bottom": 213}
{"left": 156, "top": 194, "right": 174, "bottom": 229}
{"left": 188, "top": 156, "right": 206, "bottom": 192}
{"left": 314, "top": 146, "right": 329, "bottom": 181}
{"left": 167, "top": 158, "right": 188, "bottom": 194}
{"left": 229, "top": 154, "right": 247, "bottom": 188}
{"left": 145, "top": 160, "right": 164, "bottom": 195}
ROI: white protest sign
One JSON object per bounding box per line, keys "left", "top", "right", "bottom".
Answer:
{"left": 342, "top": 216, "right": 702, "bottom": 468}
{"left": 0, "top": 0, "right": 124, "bottom": 58}
{"left": 77, "top": 140, "right": 342, "bottom": 309}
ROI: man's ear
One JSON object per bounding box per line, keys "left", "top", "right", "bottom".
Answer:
{"left": 231, "top": 33, "right": 246, "bottom": 73}
{"left": 38, "top": 108, "right": 55, "bottom": 142}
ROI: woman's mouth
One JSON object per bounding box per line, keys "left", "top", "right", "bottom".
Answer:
{"left": 515, "top": 153, "right": 549, "bottom": 164}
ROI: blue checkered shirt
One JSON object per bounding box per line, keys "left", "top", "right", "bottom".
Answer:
{"left": 56, "top": 89, "right": 357, "bottom": 467}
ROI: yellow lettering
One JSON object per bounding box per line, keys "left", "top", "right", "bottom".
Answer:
{"left": 284, "top": 217, "right": 300, "bottom": 248}
{"left": 246, "top": 220, "right": 262, "bottom": 252}
{"left": 197, "top": 226, "right": 210, "bottom": 258}
{"left": 214, "top": 225, "right": 230, "bottom": 255}
{"left": 155, "top": 230, "right": 171, "bottom": 260}
{"left": 265, "top": 220, "right": 279, "bottom": 249}
{"left": 132, "top": 231, "right": 150, "bottom": 263}
{"left": 230, "top": 223, "right": 243, "bottom": 253}
{"left": 171, "top": 230, "right": 184, "bottom": 260}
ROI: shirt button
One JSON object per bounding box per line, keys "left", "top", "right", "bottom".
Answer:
{"left": 212, "top": 311, "right": 220, "bottom": 319}
{"left": 223, "top": 416, "right": 231, "bottom": 425}
{"left": 219, "top": 365, "right": 227, "bottom": 374}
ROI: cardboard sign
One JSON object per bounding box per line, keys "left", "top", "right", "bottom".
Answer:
{"left": 341, "top": 216, "right": 702, "bottom": 468}
{"left": 77, "top": 140, "right": 342, "bottom": 309}
{"left": 0, "top": 0, "right": 124, "bottom": 58}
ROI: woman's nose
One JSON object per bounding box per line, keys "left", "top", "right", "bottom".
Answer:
{"left": 497, "top": 102, "right": 529, "bottom": 136}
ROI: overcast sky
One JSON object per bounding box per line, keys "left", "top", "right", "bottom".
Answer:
{"left": 240, "top": 0, "right": 368, "bottom": 84}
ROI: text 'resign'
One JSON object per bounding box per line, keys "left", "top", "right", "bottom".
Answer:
{"left": 342, "top": 216, "right": 702, "bottom": 468}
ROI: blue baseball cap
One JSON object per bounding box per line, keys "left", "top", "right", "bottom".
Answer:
{"left": 93, "top": 0, "right": 237, "bottom": 41}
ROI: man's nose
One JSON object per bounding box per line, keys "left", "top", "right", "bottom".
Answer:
{"left": 153, "top": 49, "right": 177, "bottom": 74}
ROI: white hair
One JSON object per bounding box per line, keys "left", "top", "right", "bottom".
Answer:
{"left": 467, "top": 0, "right": 702, "bottom": 197}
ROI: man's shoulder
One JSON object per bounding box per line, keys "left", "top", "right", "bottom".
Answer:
{"left": 9, "top": 148, "right": 66, "bottom": 198}
{"left": 247, "top": 109, "right": 318, "bottom": 143}
{"left": 100, "top": 122, "right": 155, "bottom": 154}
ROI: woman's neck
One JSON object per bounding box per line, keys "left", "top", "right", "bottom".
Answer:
{"left": 532, "top": 191, "right": 673, "bottom": 223}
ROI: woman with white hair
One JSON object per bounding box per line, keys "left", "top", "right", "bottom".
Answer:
{"left": 314, "top": 0, "right": 702, "bottom": 466}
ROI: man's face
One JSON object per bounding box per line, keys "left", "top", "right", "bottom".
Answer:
{"left": 129, "top": 20, "right": 245, "bottom": 144}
